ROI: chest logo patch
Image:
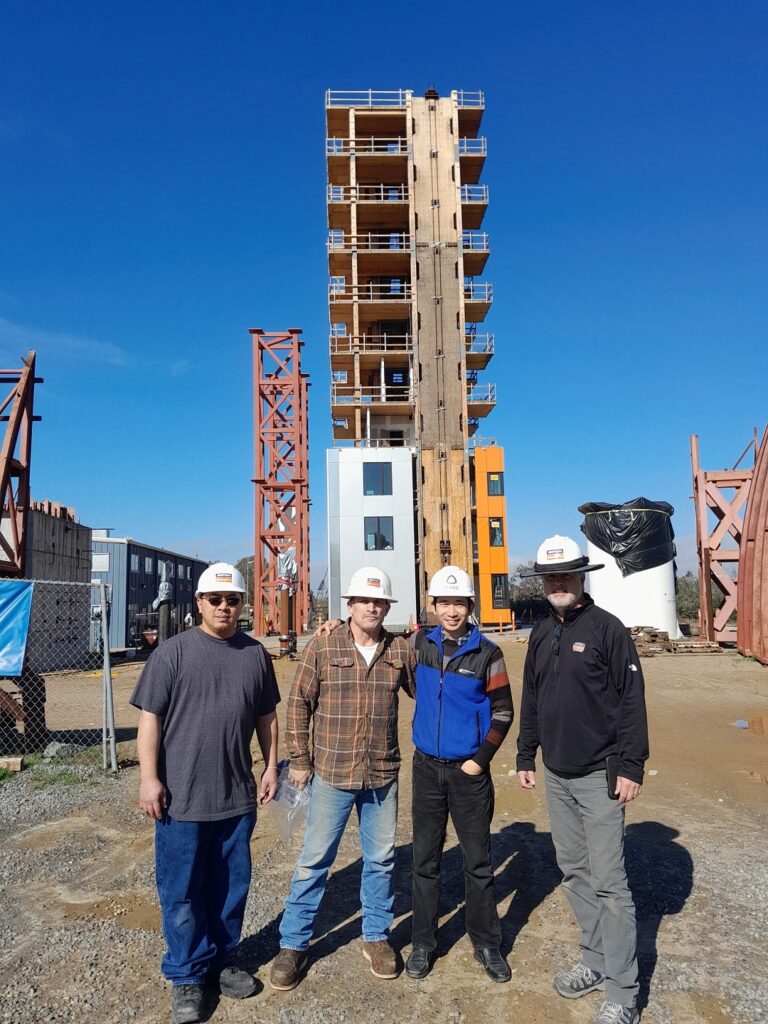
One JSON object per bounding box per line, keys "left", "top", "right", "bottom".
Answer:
{"left": 572, "top": 641, "right": 586, "bottom": 653}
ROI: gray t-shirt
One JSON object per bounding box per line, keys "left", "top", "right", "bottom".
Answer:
{"left": 130, "top": 627, "right": 280, "bottom": 822}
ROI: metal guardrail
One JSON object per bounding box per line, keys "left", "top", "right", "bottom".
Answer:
{"left": 460, "top": 184, "right": 489, "bottom": 203}
{"left": 333, "top": 436, "right": 418, "bottom": 448}
{"left": 464, "top": 282, "right": 493, "bottom": 301}
{"left": 331, "top": 384, "right": 414, "bottom": 405}
{"left": 326, "top": 137, "right": 408, "bottom": 155}
{"left": 465, "top": 333, "right": 494, "bottom": 353}
{"left": 326, "top": 90, "right": 410, "bottom": 109}
{"left": 467, "top": 384, "right": 496, "bottom": 403}
{"left": 462, "top": 231, "right": 489, "bottom": 251}
{"left": 328, "top": 184, "right": 409, "bottom": 203}
{"left": 458, "top": 137, "right": 487, "bottom": 156}
{"left": 328, "top": 231, "right": 411, "bottom": 252}
{"left": 330, "top": 334, "right": 412, "bottom": 353}
{"left": 467, "top": 435, "right": 499, "bottom": 449}
{"left": 329, "top": 282, "right": 413, "bottom": 302}
{"left": 454, "top": 90, "right": 485, "bottom": 108}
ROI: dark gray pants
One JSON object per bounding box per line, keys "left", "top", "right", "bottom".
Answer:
{"left": 545, "top": 767, "right": 639, "bottom": 1007}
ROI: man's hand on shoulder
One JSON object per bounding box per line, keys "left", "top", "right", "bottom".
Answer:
{"left": 139, "top": 777, "right": 167, "bottom": 820}
{"left": 259, "top": 765, "right": 279, "bottom": 804}
{"left": 517, "top": 769, "right": 536, "bottom": 790}
{"left": 312, "top": 619, "right": 343, "bottom": 638}
{"left": 615, "top": 776, "right": 641, "bottom": 804}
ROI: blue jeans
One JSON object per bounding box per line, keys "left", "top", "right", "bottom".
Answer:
{"left": 279, "top": 774, "right": 398, "bottom": 951}
{"left": 155, "top": 811, "right": 256, "bottom": 985}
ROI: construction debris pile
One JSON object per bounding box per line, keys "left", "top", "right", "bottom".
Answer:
{"left": 629, "top": 626, "right": 722, "bottom": 657}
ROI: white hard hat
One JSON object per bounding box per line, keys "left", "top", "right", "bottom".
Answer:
{"left": 520, "top": 535, "right": 604, "bottom": 577}
{"left": 341, "top": 566, "right": 397, "bottom": 603}
{"left": 196, "top": 562, "right": 246, "bottom": 594}
{"left": 428, "top": 565, "right": 475, "bottom": 598}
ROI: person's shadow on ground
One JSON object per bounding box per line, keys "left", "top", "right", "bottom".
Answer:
{"left": 238, "top": 820, "right": 560, "bottom": 974}
{"left": 625, "top": 821, "right": 693, "bottom": 1010}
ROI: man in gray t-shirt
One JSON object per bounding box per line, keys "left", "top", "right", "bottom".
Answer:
{"left": 130, "top": 562, "right": 279, "bottom": 1024}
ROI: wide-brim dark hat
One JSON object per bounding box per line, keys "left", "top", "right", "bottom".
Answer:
{"left": 520, "top": 535, "right": 605, "bottom": 577}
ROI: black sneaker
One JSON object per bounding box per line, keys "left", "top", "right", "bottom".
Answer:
{"left": 473, "top": 947, "right": 511, "bottom": 983}
{"left": 405, "top": 945, "right": 436, "bottom": 980}
{"left": 171, "top": 984, "right": 206, "bottom": 1024}
{"left": 207, "top": 964, "right": 258, "bottom": 999}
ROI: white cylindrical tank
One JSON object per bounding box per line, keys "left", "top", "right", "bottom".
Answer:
{"left": 584, "top": 542, "right": 681, "bottom": 639}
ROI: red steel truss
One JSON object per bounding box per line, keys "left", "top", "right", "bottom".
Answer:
{"left": 0, "top": 351, "right": 41, "bottom": 576}
{"left": 738, "top": 427, "right": 768, "bottom": 665}
{"left": 250, "top": 329, "right": 310, "bottom": 635}
{"left": 690, "top": 431, "right": 757, "bottom": 644}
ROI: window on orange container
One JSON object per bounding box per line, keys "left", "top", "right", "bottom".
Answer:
{"left": 489, "top": 519, "right": 504, "bottom": 547}
{"left": 487, "top": 472, "right": 504, "bottom": 496}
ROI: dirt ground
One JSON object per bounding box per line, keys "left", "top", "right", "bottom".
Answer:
{"left": 2, "top": 636, "right": 767, "bottom": 1024}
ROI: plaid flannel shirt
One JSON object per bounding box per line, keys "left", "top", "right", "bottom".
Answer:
{"left": 286, "top": 621, "right": 416, "bottom": 790}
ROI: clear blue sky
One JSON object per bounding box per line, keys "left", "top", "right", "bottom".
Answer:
{"left": 2, "top": 1, "right": 766, "bottom": 581}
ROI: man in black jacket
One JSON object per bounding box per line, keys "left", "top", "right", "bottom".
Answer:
{"left": 516, "top": 536, "right": 648, "bottom": 1024}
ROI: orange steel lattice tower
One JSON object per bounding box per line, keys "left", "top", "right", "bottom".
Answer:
{"left": 0, "top": 351, "right": 41, "bottom": 576}
{"left": 690, "top": 431, "right": 757, "bottom": 644}
{"left": 250, "top": 329, "right": 310, "bottom": 634}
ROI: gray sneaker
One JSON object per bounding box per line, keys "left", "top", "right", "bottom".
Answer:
{"left": 553, "top": 962, "right": 605, "bottom": 999}
{"left": 593, "top": 1001, "right": 640, "bottom": 1024}
{"left": 170, "top": 984, "right": 205, "bottom": 1024}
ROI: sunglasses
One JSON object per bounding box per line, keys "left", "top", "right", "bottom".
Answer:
{"left": 202, "top": 594, "right": 242, "bottom": 607}
{"left": 551, "top": 622, "right": 563, "bottom": 656}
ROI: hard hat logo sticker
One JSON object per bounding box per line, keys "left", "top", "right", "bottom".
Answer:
{"left": 546, "top": 548, "right": 564, "bottom": 560}
{"left": 367, "top": 578, "right": 381, "bottom": 588}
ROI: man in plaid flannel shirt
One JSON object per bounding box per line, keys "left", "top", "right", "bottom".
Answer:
{"left": 269, "top": 566, "right": 415, "bottom": 991}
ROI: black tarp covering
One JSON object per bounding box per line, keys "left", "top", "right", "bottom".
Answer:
{"left": 578, "top": 498, "right": 676, "bottom": 578}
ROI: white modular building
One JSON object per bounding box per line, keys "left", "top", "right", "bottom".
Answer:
{"left": 327, "top": 446, "right": 418, "bottom": 629}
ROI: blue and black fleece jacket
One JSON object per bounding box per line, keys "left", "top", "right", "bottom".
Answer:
{"left": 411, "top": 625, "right": 514, "bottom": 768}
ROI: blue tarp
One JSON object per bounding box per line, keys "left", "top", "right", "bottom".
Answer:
{"left": 0, "top": 580, "right": 34, "bottom": 676}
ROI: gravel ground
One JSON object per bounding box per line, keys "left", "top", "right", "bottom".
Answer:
{"left": 1, "top": 645, "right": 767, "bottom": 1024}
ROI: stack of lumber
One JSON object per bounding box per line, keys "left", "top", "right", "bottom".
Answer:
{"left": 629, "top": 626, "right": 722, "bottom": 657}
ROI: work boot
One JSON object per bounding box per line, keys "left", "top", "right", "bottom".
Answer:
{"left": 362, "top": 939, "right": 400, "bottom": 979}
{"left": 553, "top": 962, "right": 606, "bottom": 999}
{"left": 473, "top": 947, "right": 511, "bottom": 983}
{"left": 207, "top": 963, "right": 258, "bottom": 999}
{"left": 405, "top": 944, "right": 436, "bottom": 980}
{"left": 593, "top": 1001, "right": 640, "bottom": 1024}
{"left": 269, "top": 948, "right": 308, "bottom": 991}
{"left": 170, "top": 984, "right": 205, "bottom": 1024}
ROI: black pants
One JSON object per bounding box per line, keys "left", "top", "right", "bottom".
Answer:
{"left": 410, "top": 749, "right": 501, "bottom": 950}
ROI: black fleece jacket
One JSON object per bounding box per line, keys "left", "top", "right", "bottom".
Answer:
{"left": 516, "top": 595, "right": 649, "bottom": 784}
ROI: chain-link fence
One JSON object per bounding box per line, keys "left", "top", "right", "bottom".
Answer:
{"left": 0, "top": 579, "right": 117, "bottom": 770}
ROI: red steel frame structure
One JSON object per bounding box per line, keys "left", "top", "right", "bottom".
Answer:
{"left": 737, "top": 427, "right": 768, "bottom": 665}
{"left": 0, "top": 351, "right": 41, "bottom": 576}
{"left": 690, "top": 431, "right": 757, "bottom": 644}
{"left": 250, "top": 329, "right": 310, "bottom": 635}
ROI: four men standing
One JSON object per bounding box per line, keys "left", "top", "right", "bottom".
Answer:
{"left": 132, "top": 546, "right": 648, "bottom": 1022}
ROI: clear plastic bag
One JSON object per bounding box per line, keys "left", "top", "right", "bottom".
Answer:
{"left": 268, "top": 759, "right": 312, "bottom": 844}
